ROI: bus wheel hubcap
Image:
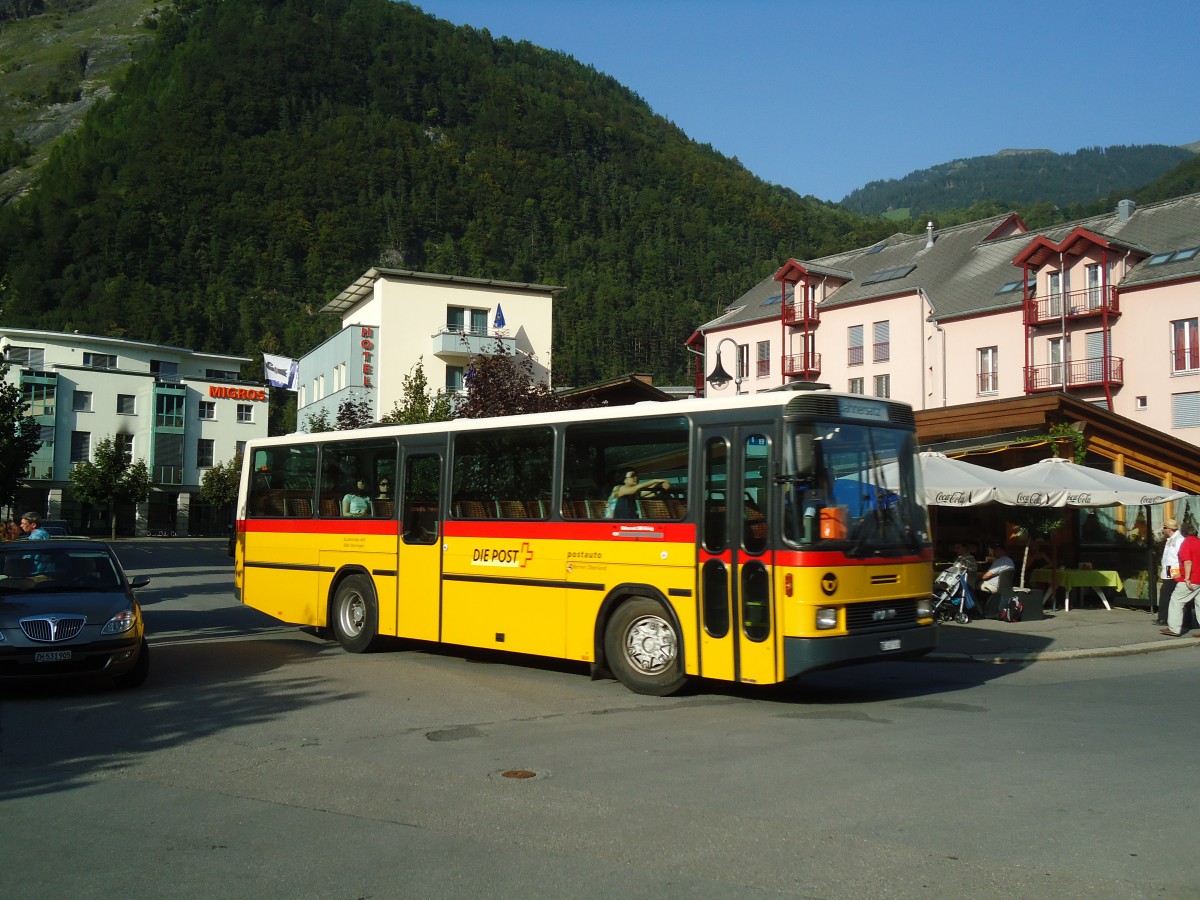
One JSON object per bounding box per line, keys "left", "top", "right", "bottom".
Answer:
{"left": 342, "top": 595, "right": 365, "bottom": 635}
{"left": 625, "top": 616, "right": 676, "bottom": 674}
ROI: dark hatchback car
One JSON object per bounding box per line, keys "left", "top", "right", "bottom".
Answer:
{"left": 0, "top": 540, "right": 151, "bottom": 687}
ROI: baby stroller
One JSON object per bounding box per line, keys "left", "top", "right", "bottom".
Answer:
{"left": 932, "top": 558, "right": 977, "bottom": 624}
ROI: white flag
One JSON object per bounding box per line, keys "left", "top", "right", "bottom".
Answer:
{"left": 263, "top": 353, "right": 298, "bottom": 390}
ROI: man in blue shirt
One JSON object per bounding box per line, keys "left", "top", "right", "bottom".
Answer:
{"left": 19, "top": 512, "right": 50, "bottom": 541}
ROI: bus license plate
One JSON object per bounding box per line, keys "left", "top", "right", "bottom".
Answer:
{"left": 35, "top": 650, "right": 72, "bottom": 662}
{"left": 879, "top": 639, "right": 901, "bottom": 651}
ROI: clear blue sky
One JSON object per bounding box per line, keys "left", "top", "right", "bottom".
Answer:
{"left": 413, "top": 0, "right": 1199, "bottom": 203}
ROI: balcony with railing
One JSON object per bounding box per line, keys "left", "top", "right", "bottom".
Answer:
{"left": 1025, "top": 286, "right": 1120, "bottom": 326}
{"left": 783, "top": 352, "right": 822, "bottom": 379}
{"left": 782, "top": 300, "right": 819, "bottom": 327}
{"left": 1024, "top": 356, "right": 1124, "bottom": 393}
{"left": 432, "top": 327, "right": 516, "bottom": 359}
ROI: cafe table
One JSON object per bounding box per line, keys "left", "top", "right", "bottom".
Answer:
{"left": 1031, "top": 568, "right": 1122, "bottom": 611}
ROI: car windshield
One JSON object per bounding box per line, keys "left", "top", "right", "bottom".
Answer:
{"left": 0, "top": 547, "right": 123, "bottom": 594}
{"left": 784, "top": 420, "right": 929, "bottom": 557}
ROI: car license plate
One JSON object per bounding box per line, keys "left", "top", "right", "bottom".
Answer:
{"left": 880, "top": 639, "right": 901, "bottom": 651}
{"left": 35, "top": 650, "right": 73, "bottom": 662}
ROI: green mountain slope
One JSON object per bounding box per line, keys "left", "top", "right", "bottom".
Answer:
{"left": 0, "top": 0, "right": 160, "bottom": 201}
{"left": 0, "top": 0, "right": 888, "bottom": 386}
{"left": 841, "top": 145, "right": 1196, "bottom": 218}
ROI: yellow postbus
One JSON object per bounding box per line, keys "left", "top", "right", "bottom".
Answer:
{"left": 234, "top": 386, "right": 936, "bottom": 694}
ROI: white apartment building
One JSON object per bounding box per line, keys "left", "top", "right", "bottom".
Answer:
{"left": 296, "top": 268, "right": 561, "bottom": 428}
{"left": 0, "top": 328, "right": 267, "bottom": 535}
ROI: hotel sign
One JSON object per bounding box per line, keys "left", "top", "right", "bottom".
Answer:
{"left": 361, "top": 326, "right": 375, "bottom": 388}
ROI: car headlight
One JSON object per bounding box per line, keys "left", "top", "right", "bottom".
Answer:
{"left": 916, "top": 597, "right": 934, "bottom": 619}
{"left": 101, "top": 608, "right": 137, "bottom": 635}
{"left": 815, "top": 607, "right": 838, "bottom": 630}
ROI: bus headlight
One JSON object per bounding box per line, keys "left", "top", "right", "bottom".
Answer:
{"left": 815, "top": 607, "right": 838, "bottom": 630}
{"left": 916, "top": 597, "right": 934, "bottom": 620}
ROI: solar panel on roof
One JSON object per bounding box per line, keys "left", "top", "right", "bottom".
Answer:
{"left": 861, "top": 264, "right": 916, "bottom": 286}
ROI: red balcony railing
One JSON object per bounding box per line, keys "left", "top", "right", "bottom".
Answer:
{"left": 1024, "top": 356, "right": 1124, "bottom": 393}
{"left": 783, "top": 352, "right": 822, "bottom": 378}
{"left": 783, "top": 301, "right": 819, "bottom": 326}
{"left": 1025, "top": 286, "right": 1119, "bottom": 325}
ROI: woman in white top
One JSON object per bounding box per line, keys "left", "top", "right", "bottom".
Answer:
{"left": 1157, "top": 518, "right": 1184, "bottom": 625}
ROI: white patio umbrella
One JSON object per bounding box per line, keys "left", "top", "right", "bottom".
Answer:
{"left": 919, "top": 451, "right": 1051, "bottom": 507}
{"left": 1002, "top": 457, "right": 1187, "bottom": 508}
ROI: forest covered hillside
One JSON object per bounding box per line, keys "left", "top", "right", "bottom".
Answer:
{"left": 3, "top": 0, "right": 1200, "bottom": 389}
{"left": 841, "top": 144, "right": 1197, "bottom": 220}
{"left": 0, "top": 0, "right": 892, "bottom": 387}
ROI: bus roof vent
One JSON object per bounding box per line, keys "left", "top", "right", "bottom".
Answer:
{"left": 765, "top": 381, "right": 831, "bottom": 393}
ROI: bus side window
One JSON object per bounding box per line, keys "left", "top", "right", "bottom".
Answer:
{"left": 451, "top": 427, "right": 553, "bottom": 521}
{"left": 403, "top": 453, "right": 441, "bottom": 545}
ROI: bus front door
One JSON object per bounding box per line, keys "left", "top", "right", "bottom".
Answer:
{"left": 396, "top": 448, "right": 443, "bottom": 642}
{"left": 697, "top": 426, "right": 777, "bottom": 685}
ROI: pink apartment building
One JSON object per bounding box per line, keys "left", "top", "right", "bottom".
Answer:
{"left": 691, "top": 193, "right": 1200, "bottom": 494}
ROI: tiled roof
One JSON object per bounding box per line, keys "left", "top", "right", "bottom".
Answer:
{"left": 697, "top": 193, "right": 1200, "bottom": 331}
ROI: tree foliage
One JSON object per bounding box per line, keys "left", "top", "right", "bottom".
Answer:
{"left": 380, "top": 358, "right": 453, "bottom": 425}
{"left": 455, "top": 342, "right": 564, "bottom": 420}
{"left": 334, "top": 396, "right": 373, "bottom": 431}
{"left": 301, "top": 407, "right": 332, "bottom": 433}
{"left": 0, "top": 358, "right": 43, "bottom": 512}
{"left": 199, "top": 452, "right": 241, "bottom": 511}
{"left": 0, "top": 0, "right": 891, "bottom": 387}
{"left": 68, "top": 435, "right": 151, "bottom": 538}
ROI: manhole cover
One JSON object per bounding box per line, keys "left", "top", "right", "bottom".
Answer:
{"left": 490, "top": 768, "right": 547, "bottom": 781}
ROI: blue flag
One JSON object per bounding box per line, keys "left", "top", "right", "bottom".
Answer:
{"left": 493, "top": 305, "right": 506, "bottom": 328}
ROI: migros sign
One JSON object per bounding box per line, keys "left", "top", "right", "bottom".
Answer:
{"left": 209, "top": 385, "right": 268, "bottom": 402}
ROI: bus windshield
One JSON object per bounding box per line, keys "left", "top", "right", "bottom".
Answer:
{"left": 785, "top": 420, "right": 928, "bottom": 556}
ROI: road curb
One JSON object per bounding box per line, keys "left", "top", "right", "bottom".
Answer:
{"left": 927, "top": 639, "right": 1200, "bottom": 664}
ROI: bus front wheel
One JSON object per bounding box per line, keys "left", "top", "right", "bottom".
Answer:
{"left": 604, "top": 598, "right": 687, "bottom": 696}
{"left": 332, "top": 574, "right": 378, "bottom": 653}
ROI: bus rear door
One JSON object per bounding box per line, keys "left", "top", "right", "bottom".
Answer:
{"left": 395, "top": 446, "right": 443, "bottom": 642}
{"left": 696, "top": 426, "right": 777, "bottom": 685}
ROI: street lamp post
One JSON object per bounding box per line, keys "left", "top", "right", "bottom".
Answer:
{"left": 706, "top": 337, "right": 745, "bottom": 395}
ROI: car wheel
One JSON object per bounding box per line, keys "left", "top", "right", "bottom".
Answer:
{"left": 332, "top": 574, "right": 378, "bottom": 653}
{"left": 113, "top": 638, "right": 150, "bottom": 689}
{"left": 604, "top": 597, "right": 687, "bottom": 696}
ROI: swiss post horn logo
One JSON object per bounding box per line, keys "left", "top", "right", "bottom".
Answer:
{"left": 821, "top": 572, "right": 838, "bottom": 596}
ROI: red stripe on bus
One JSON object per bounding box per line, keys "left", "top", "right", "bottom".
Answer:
{"left": 442, "top": 520, "right": 696, "bottom": 542}
{"left": 773, "top": 548, "right": 933, "bottom": 566}
{"left": 241, "top": 518, "right": 397, "bottom": 536}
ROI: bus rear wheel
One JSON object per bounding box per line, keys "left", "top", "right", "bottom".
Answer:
{"left": 332, "top": 574, "right": 378, "bottom": 653}
{"left": 604, "top": 598, "right": 687, "bottom": 696}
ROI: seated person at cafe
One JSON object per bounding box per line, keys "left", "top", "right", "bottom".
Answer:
{"left": 952, "top": 542, "right": 979, "bottom": 574}
{"left": 979, "top": 543, "right": 1015, "bottom": 594}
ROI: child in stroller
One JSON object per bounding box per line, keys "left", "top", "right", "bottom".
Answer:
{"left": 932, "top": 554, "right": 978, "bottom": 624}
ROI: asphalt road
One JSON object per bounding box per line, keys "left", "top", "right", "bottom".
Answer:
{"left": 1, "top": 539, "right": 1198, "bottom": 899}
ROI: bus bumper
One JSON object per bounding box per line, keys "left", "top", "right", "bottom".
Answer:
{"left": 783, "top": 625, "right": 938, "bottom": 678}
